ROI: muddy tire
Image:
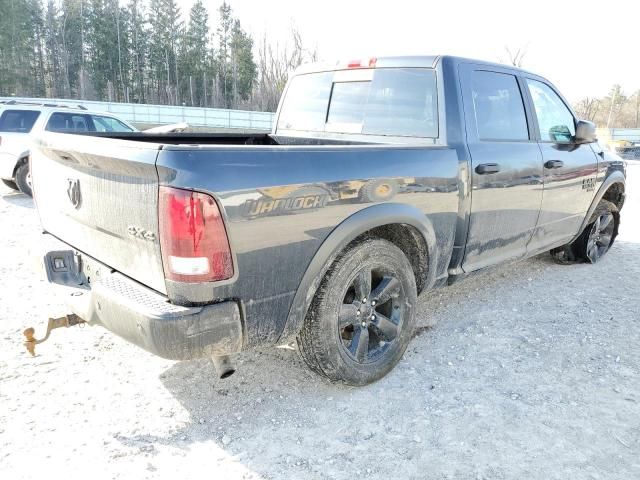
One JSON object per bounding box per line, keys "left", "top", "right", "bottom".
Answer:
{"left": 550, "top": 199, "right": 619, "bottom": 264}
{"left": 1, "top": 179, "right": 19, "bottom": 191}
{"left": 15, "top": 162, "right": 32, "bottom": 197}
{"left": 296, "top": 238, "right": 417, "bottom": 386}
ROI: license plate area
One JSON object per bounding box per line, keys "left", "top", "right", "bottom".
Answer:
{"left": 44, "top": 250, "right": 84, "bottom": 287}
{"left": 44, "top": 250, "right": 109, "bottom": 287}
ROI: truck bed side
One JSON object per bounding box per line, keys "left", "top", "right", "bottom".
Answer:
{"left": 156, "top": 144, "right": 460, "bottom": 346}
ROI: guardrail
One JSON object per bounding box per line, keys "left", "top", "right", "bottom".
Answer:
{"left": 597, "top": 127, "right": 640, "bottom": 143}
{"left": 0, "top": 97, "right": 275, "bottom": 131}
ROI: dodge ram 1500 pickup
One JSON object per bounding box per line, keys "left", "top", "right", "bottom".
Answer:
{"left": 29, "top": 56, "right": 626, "bottom": 385}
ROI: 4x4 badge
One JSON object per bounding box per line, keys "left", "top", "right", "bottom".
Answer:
{"left": 67, "top": 178, "right": 81, "bottom": 209}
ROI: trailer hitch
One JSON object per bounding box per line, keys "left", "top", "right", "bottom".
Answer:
{"left": 23, "top": 314, "right": 86, "bottom": 356}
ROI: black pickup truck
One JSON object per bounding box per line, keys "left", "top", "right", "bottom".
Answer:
{"left": 30, "top": 55, "right": 626, "bottom": 385}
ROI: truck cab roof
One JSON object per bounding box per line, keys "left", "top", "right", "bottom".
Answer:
{"left": 295, "top": 54, "right": 538, "bottom": 77}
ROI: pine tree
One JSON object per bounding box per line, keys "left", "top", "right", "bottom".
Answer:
{"left": 148, "top": 0, "right": 182, "bottom": 104}
{"left": 59, "top": 0, "right": 85, "bottom": 97}
{"left": 43, "top": 0, "right": 65, "bottom": 97}
{"left": 216, "top": 2, "right": 256, "bottom": 108}
{"left": 216, "top": 1, "right": 233, "bottom": 107}
{"left": 230, "top": 19, "right": 256, "bottom": 106}
{"left": 180, "top": 0, "right": 210, "bottom": 106}
{"left": 0, "top": 0, "right": 272, "bottom": 109}
{"left": 0, "top": 0, "right": 43, "bottom": 96}
{"left": 127, "top": 0, "right": 149, "bottom": 103}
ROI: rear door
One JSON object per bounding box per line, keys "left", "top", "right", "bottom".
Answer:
{"left": 523, "top": 78, "right": 599, "bottom": 249}
{"left": 459, "top": 65, "right": 544, "bottom": 271}
{"left": 31, "top": 133, "right": 166, "bottom": 293}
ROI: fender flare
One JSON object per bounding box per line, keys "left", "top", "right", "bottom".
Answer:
{"left": 572, "top": 171, "right": 625, "bottom": 242}
{"left": 12, "top": 149, "right": 30, "bottom": 177}
{"left": 278, "top": 202, "right": 438, "bottom": 343}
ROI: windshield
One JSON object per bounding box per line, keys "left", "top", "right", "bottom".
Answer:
{"left": 277, "top": 68, "right": 438, "bottom": 138}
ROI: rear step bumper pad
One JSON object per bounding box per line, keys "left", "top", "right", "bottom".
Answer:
{"left": 43, "top": 250, "right": 243, "bottom": 360}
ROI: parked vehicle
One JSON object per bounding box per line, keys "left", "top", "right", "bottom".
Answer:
{"left": 29, "top": 56, "right": 626, "bottom": 385}
{"left": 0, "top": 101, "right": 188, "bottom": 196}
{"left": 612, "top": 140, "right": 640, "bottom": 160}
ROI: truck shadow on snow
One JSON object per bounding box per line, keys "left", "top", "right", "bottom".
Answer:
{"left": 113, "top": 242, "right": 638, "bottom": 477}
{"left": 1, "top": 191, "right": 34, "bottom": 209}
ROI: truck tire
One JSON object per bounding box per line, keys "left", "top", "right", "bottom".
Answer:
{"left": 550, "top": 199, "right": 619, "bottom": 264}
{"left": 358, "top": 179, "right": 397, "bottom": 203}
{"left": 296, "top": 238, "right": 417, "bottom": 385}
{"left": 1, "top": 179, "right": 19, "bottom": 191}
{"left": 15, "top": 162, "right": 32, "bottom": 197}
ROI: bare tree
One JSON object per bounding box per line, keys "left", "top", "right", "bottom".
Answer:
{"left": 575, "top": 97, "right": 600, "bottom": 122}
{"left": 252, "top": 27, "right": 317, "bottom": 112}
{"left": 502, "top": 45, "right": 528, "bottom": 67}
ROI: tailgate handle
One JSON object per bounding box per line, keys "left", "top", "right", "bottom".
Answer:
{"left": 475, "top": 163, "right": 500, "bottom": 175}
{"left": 544, "top": 160, "right": 564, "bottom": 169}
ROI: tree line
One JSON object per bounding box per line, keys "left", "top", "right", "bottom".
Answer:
{"left": 0, "top": 0, "right": 316, "bottom": 111}
{"left": 574, "top": 85, "right": 640, "bottom": 130}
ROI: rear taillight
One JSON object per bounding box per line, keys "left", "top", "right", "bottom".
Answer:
{"left": 159, "top": 186, "right": 233, "bottom": 283}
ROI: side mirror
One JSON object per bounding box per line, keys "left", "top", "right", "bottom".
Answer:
{"left": 575, "top": 120, "right": 597, "bottom": 144}
{"left": 548, "top": 125, "right": 573, "bottom": 143}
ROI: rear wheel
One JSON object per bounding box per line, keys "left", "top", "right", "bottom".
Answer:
{"left": 550, "top": 199, "right": 619, "bottom": 264}
{"left": 296, "top": 238, "right": 417, "bottom": 385}
{"left": 15, "top": 162, "right": 32, "bottom": 197}
{"left": 1, "top": 179, "right": 19, "bottom": 191}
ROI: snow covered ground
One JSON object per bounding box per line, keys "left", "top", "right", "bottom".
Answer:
{"left": 1, "top": 164, "right": 638, "bottom": 480}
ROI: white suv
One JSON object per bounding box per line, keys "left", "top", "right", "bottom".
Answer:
{"left": 0, "top": 101, "right": 138, "bottom": 196}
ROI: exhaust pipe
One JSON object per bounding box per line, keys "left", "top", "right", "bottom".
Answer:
{"left": 212, "top": 355, "right": 236, "bottom": 379}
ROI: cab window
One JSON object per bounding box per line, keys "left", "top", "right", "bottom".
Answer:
{"left": 277, "top": 68, "right": 438, "bottom": 138}
{"left": 46, "top": 113, "right": 91, "bottom": 132}
{"left": 471, "top": 71, "right": 529, "bottom": 141}
{"left": 526, "top": 79, "right": 575, "bottom": 143}
{"left": 91, "top": 115, "right": 134, "bottom": 132}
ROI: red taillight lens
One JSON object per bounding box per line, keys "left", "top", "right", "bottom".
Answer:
{"left": 159, "top": 186, "right": 233, "bottom": 283}
{"left": 346, "top": 57, "right": 377, "bottom": 69}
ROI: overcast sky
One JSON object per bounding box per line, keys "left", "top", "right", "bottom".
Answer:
{"left": 176, "top": 0, "right": 639, "bottom": 102}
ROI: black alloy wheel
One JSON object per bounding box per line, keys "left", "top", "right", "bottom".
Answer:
{"left": 338, "top": 267, "right": 404, "bottom": 364}
{"left": 585, "top": 211, "right": 615, "bottom": 263}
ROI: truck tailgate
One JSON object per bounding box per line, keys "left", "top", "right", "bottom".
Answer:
{"left": 31, "top": 133, "right": 167, "bottom": 294}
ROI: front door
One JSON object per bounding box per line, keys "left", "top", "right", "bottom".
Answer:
{"left": 460, "top": 65, "right": 544, "bottom": 272}
{"left": 523, "top": 78, "right": 599, "bottom": 250}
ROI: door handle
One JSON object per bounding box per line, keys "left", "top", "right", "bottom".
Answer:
{"left": 544, "top": 160, "right": 564, "bottom": 169}
{"left": 475, "top": 163, "right": 500, "bottom": 175}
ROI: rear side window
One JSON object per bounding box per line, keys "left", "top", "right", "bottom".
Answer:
{"left": 526, "top": 79, "right": 575, "bottom": 143}
{"left": 471, "top": 71, "right": 529, "bottom": 141}
{"left": 91, "top": 115, "right": 134, "bottom": 132}
{"left": 278, "top": 68, "right": 438, "bottom": 138}
{"left": 0, "top": 110, "right": 40, "bottom": 133}
{"left": 46, "top": 113, "right": 91, "bottom": 132}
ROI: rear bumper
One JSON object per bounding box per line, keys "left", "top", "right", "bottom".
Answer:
{"left": 43, "top": 248, "right": 244, "bottom": 360}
